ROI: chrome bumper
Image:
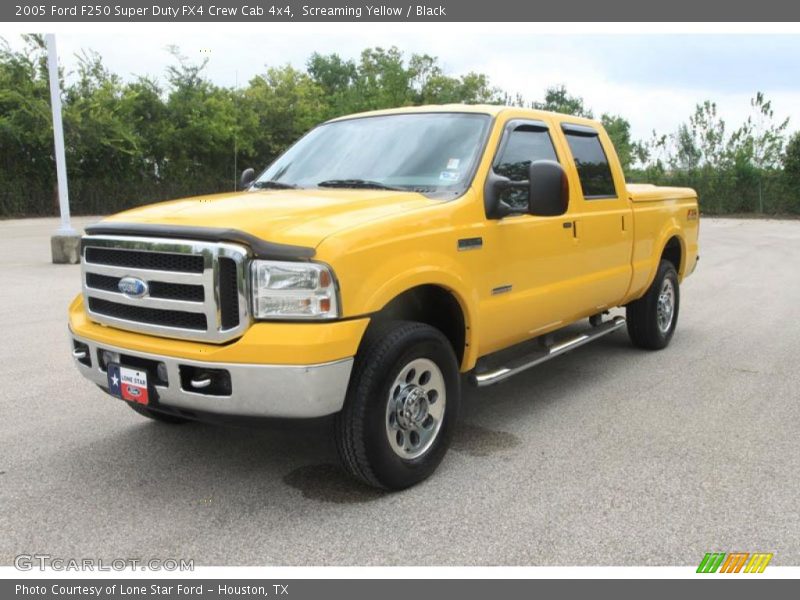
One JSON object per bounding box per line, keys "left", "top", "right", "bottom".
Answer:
{"left": 70, "top": 332, "right": 353, "bottom": 418}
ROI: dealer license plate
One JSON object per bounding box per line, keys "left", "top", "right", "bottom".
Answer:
{"left": 107, "top": 363, "right": 150, "bottom": 405}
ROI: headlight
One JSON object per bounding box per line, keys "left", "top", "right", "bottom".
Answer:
{"left": 250, "top": 260, "right": 339, "bottom": 320}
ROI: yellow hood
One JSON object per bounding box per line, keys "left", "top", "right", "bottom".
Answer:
{"left": 101, "top": 188, "right": 435, "bottom": 248}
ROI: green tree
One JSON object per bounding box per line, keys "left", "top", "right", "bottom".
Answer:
{"left": 0, "top": 34, "right": 54, "bottom": 214}
{"left": 355, "top": 46, "right": 411, "bottom": 110}
{"left": 118, "top": 76, "right": 170, "bottom": 179}
{"left": 308, "top": 47, "right": 501, "bottom": 117}
{"left": 784, "top": 132, "right": 800, "bottom": 186}
{"left": 159, "top": 47, "right": 238, "bottom": 189}
{"left": 729, "top": 92, "right": 790, "bottom": 169}
{"left": 532, "top": 85, "right": 593, "bottom": 118}
{"left": 4, "top": 33, "right": 796, "bottom": 219}
{"left": 673, "top": 123, "right": 702, "bottom": 170}
{"left": 241, "top": 65, "right": 325, "bottom": 167}
{"left": 307, "top": 51, "right": 358, "bottom": 118}
{"left": 601, "top": 114, "right": 633, "bottom": 172}
{"left": 687, "top": 101, "right": 728, "bottom": 168}
{"left": 417, "top": 71, "right": 499, "bottom": 104}
{"left": 308, "top": 47, "right": 410, "bottom": 115}
{"left": 63, "top": 50, "right": 140, "bottom": 180}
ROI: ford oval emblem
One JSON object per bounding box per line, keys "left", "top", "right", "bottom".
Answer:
{"left": 118, "top": 276, "right": 149, "bottom": 299}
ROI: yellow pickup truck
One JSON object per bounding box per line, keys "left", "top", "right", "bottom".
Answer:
{"left": 69, "top": 104, "right": 699, "bottom": 489}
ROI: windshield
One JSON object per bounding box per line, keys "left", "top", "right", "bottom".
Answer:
{"left": 254, "top": 112, "right": 492, "bottom": 197}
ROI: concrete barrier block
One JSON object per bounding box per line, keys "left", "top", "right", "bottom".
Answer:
{"left": 51, "top": 234, "right": 81, "bottom": 264}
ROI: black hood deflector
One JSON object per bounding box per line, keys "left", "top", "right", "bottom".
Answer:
{"left": 83, "top": 222, "right": 316, "bottom": 260}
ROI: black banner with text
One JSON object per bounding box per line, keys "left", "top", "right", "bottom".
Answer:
{"left": 4, "top": 0, "right": 800, "bottom": 22}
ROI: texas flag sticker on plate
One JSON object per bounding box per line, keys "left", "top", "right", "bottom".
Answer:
{"left": 107, "top": 363, "right": 149, "bottom": 405}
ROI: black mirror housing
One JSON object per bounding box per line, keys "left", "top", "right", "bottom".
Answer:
{"left": 240, "top": 168, "right": 256, "bottom": 190}
{"left": 528, "top": 160, "right": 569, "bottom": 216}
{"left": 483, "top": 169, "right": 512, "bottom": 218}
{"left": 484, "top": 160, "right": 569, "bottom": 219}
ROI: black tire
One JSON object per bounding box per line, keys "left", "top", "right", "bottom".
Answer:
{"left": 335, "top": 320, "right": 460, "bottom": 490}
{"left": 626, "top": 259, "right": 680, "bottom": 350}
{"left": 127, "top": 402, "right": 190, "bottom": 424}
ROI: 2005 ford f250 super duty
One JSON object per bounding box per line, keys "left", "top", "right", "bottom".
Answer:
{"left": 69, "top": 104, "right": 699, "bottom": 489}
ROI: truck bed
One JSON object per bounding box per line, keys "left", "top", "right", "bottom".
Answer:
{"left": 627, "top": 183, "right": 697, "bottom": 203}
{"left": 624, "top": 183, "right": 699, "bottom": 301}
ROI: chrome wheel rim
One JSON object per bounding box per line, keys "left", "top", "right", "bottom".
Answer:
{"left": 385, "top": 358, "right": 446, "bottom": 460}
{"left": 656, "top": 278, "right": 675, "bottom": 334}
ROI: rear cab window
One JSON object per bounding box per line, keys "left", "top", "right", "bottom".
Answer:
{"left": 562, "top": 123, "right": 617, "bottom": 199}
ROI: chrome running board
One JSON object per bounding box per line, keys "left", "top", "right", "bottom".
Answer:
{"left": 470, "top": 316, "right": 626, "bottom": 387}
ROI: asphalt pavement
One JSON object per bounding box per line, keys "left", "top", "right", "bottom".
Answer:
{"left": 1, "top": 216, "right": 798, "bottom": 566}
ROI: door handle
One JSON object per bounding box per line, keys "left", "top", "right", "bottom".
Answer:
{"left": 563, "top": 220, "right": 578, "bottom": 238}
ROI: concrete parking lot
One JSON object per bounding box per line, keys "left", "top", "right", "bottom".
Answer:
{"left": 1, "top": 216, "right": 798, "bottom": 566}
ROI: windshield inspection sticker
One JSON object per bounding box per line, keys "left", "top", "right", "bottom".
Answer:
{"left": 446, "top": 158, "right": 461, "bottom": 170}
{"left": 440, "top": 170, "right": 460, "bottom": 182}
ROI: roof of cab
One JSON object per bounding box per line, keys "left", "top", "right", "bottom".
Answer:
{"left": 326, "top": 103, "right": 603, "bottom": 128}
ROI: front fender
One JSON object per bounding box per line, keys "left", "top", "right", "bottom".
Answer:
{"left": 341, "top": 250, "right": 480, "bottom": 370}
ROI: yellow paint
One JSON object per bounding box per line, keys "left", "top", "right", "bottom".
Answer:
{"left": 69, "top": 296, "right": 369, "bottom": 365}
{"left": 744, "top": 553, "right": 773, "bottom": 573}
{"left": 69, "top": 104, "right": 699, "bottom": 372}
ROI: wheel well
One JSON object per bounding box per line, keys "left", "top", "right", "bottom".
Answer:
{"left": 370, "top": 285, "right": 466, "bottom": 365}
{"left": 661, "top": 236, "right": 683, "bottom": 275}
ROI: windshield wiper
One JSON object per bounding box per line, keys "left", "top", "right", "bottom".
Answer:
{"left": 251, "top": 180, "right": 300, "bottom": 190}
{"left": 317, "top": 179, "right": 404, "bottom": 191}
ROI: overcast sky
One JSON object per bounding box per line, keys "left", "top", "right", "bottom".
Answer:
{"left": 5, "top": 25, "right": 800, "bottom": 141}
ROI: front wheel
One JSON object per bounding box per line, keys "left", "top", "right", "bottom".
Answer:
{"left": 335, "top": 321, "right": 460, "bottom": 490}
{"left": 626, "top": 259, "right": 680, "bottom": 350}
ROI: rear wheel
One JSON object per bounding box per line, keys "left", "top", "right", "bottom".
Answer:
{"left": 335, "top": 321, "right": 460, "bottom": 490}
{"left": 626, "top": 259, "right": 680, "bottom": 350}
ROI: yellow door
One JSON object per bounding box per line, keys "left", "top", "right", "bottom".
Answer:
{"left": 557, "top": 122, "right": 633, "bottom": 311}
{"left": 475, "top": 119, "right": 589, "bottom": 356}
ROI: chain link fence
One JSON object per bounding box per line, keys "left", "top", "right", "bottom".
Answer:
{"left": 0, "top": 176, "right": 235, "bottom": 218}
{"left": 628, "top": 170, "right": 800, "bottom": 216}
{"left": 2, "top": 170, "right": 799, "bottom": 219}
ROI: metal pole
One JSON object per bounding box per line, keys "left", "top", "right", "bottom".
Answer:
{"left": 46, "top": 33, "right": 76, "bottom": 236}
{"left": 233, "top": 69, "right": 238, "bottom": 190}
{"left": 233, "top": 130, "right": 238, "bottom": 190}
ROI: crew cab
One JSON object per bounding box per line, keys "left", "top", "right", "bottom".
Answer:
{"left": 69, "top": 105, "right": 699, "bottom": 489}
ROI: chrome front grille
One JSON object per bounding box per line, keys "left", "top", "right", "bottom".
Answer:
{"left": 81, "top": 235, "right": 250, "bottom": 343}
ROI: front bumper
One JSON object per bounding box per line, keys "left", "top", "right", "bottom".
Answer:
{"left": 70, "top": 332, "right": 353, "bottom": 418}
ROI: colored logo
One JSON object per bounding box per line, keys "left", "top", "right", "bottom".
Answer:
{"left": 107, "top": 363, "right": 150, "bottom": 405}
{"left": 118, "top": 276, "right": 148, "bottom": 298}
{"left": 697, "top": 552, "right": 773, "bottom": 573}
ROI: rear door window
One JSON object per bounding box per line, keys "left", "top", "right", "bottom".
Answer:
{"left": 563, "top": 126, "right": 617, "bottom": 199}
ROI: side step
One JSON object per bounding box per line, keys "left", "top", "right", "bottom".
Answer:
{"left": 469, "top": 316, "right": 626, "bottom": 387}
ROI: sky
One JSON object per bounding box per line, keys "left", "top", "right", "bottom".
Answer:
{"left": 4, "top": 24, "right": 800, "bottom": 142}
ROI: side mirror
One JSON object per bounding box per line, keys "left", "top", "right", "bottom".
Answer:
{"left": 483, "top": 160, "right": 569, "bottom": 219}
{"left": 527, "top": 160, "right": 569, "bottom": 217}
{"left": 239, "top": 168, "right": 255, "bottom": 190}
{"left": 483, "top": 170, "right": 526, "bottom": 219}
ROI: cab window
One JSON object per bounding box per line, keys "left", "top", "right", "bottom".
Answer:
{"left": 563, "top": 127, "right": 617, "bottom": 199}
